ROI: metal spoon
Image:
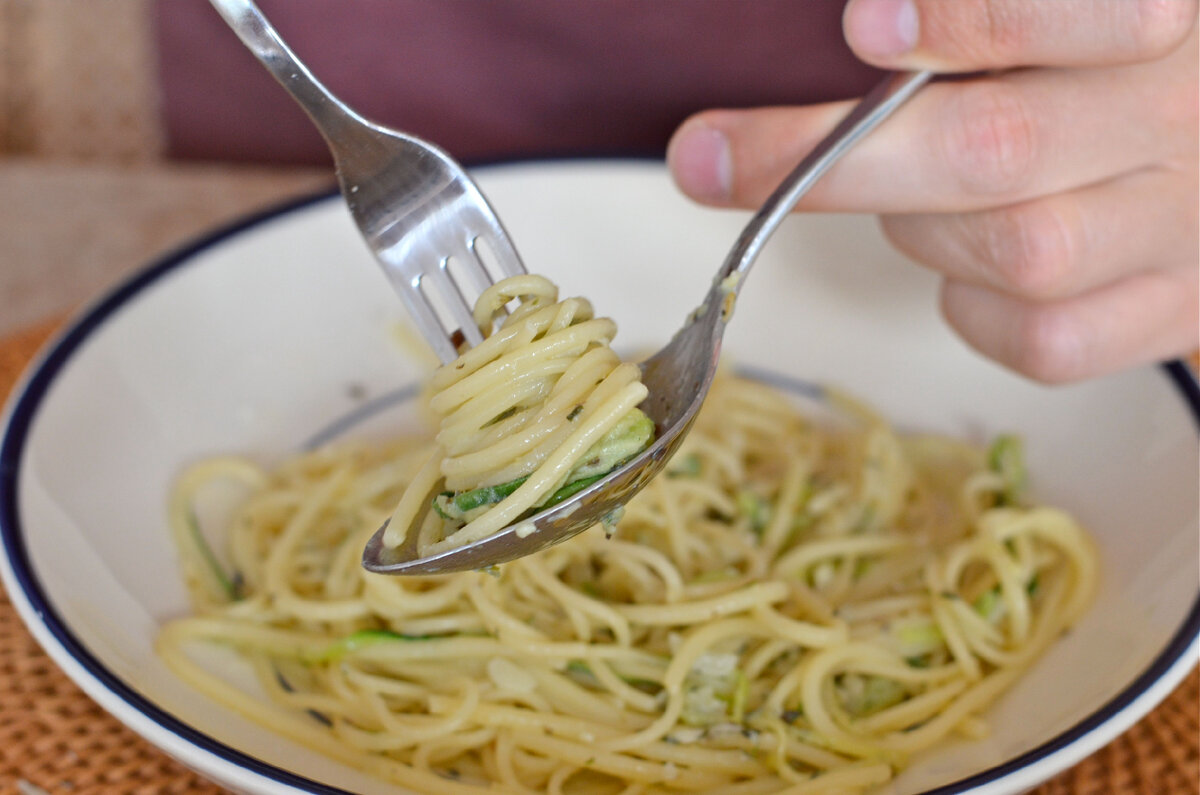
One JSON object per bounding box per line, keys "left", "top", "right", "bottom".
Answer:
{"left": 363, "top": 70, "right": 932, "bottom": 575}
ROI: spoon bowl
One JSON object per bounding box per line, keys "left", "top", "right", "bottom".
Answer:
{"left": 362, "top": 330, "right": 712, "bottom": 574}
{"left": 363, "top": 70, "right": 932, "bottom": 575}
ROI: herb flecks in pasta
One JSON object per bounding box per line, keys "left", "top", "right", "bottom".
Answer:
{"left": 160, "top": 376, "right": 1098, "bottom": 793}
{"left": 383, "top": 274, "right": 654, "bottom": 555}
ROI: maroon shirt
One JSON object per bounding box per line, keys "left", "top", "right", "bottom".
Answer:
{"left": 155, "top": 0, "right": 880, "bottom": 166}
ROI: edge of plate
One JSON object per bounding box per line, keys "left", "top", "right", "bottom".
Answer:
{"left": 0, "top": 189, "right": 354, "bottom": 795}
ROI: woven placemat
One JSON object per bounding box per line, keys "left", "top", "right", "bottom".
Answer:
{"left": 1, "top": 319, "right": 1197, "bottom": 794}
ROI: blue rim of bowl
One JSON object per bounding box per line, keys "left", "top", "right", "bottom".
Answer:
{"left": 1, "top": 182, "right": 1198, "bottom": 794}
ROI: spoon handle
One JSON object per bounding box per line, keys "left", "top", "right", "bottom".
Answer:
{"left": 719, "top": 70, "right": 932, "bottom": 288}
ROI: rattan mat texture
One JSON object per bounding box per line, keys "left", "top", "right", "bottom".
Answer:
{"left": 1, "top": 319, "right": 1197, "bottom": 794}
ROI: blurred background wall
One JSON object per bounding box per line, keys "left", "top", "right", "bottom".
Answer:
{"left": 0, "top": 0, "right": 328, "bottom": 336}
{"left": 1, "top": 0, "right": 162, "bottom": 162}
{"left": 0, "top": 0, "right": 874, "bottom": 336}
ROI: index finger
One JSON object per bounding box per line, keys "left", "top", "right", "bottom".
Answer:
{"left": 843, "top": 0, "right": 1197, "bottom": 69}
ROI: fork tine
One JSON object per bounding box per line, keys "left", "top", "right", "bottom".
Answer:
{"left": 425, "top": 261, "right": 485, "bottom": 351}
{"left": 461, "top": 201, "right": 525, "bottom": 282}
{"left": 451, "top": 236, "right": 496, "bottom": 297}
{"left": 477, "top": 230, "right": 525, "bottom": 280}
{"left": 397, "top": 277, "right": 460, "bottom": 363}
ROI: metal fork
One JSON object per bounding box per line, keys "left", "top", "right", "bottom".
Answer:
{"left": 207, "top": 0, "right": 525, "bottom": 363}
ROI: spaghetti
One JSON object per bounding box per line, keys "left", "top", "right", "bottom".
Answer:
{"left": 160, "top": 374, "right": 1098, "bottom": 794}
{"left": 382, "top": 274, "right": 653, "bottom": 556}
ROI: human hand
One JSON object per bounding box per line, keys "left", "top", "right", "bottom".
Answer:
{"left": 667, "top": 0, "right": 1198, "bottom": 383}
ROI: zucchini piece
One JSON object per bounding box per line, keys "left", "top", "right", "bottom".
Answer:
{"left": 301, "top": 629, "right": 435, "bottom": 664}
{"left": 433, "top": 476, "right": 528, "bottom": 521}
{"left": 837, "top": 674, "right": 907, "bottom": 717}
{"left": 186, "top": 509, "right": 241, "bottom": 602}
{"left": 667, "top": 452, "right": 702, "bottom": 478}
{"left": 987, "top": 434, "right": 1026, "bottom": 505}
{"left": 433, "top": 408, "right": 655, "bottom": 522}
{"left": 565, "top": 408, "right": 655, "bottom": 481}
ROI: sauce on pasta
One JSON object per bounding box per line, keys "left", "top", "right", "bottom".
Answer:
{"left": 382, "top": 274, "right": 654, "bottom": 557}
{"left": 160, "top": 370, "right": 1097, "bottom": 793}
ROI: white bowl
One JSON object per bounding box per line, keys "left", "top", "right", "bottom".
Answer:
{"left": 2, "top": 160, "right": 1197, "bottom": 794}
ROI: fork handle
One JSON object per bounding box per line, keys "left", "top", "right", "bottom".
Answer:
{"left": 207, "top": 0, "right": 370, "bottom": 143}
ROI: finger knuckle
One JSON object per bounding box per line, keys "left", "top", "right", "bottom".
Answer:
{"left": 977, "top": 0, "right": 1034, "bottom": 61}
{"left": 926, "top": 0, "right": 1032, "bottom": 61}
{"left": 1011, "top": 306, "right": 1087, "bottom": 384}
{"left": 1130, "top": 0, "right": 1198, "bottom": 58}
{"left": 980, "top": 202, "right": 1077, "bottom": 299}
{"left": 878, "top": 214, "right": 922, "bottom": 257}
{"left": 940, "top": 82, "right": 1039, "bottom": 198}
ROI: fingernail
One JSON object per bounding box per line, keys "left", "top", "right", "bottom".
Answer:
{"left": 667, "top": 121, "right": 732, "bottom": 202}
{"left": 845, "top": 0, "right": 919, "bottom": 60}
